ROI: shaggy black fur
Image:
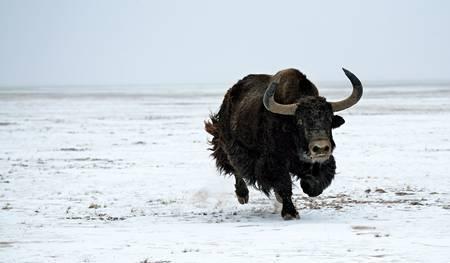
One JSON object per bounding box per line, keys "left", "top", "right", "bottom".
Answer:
{"left": 205, "top": 69, "right": 345, "bottom": 219}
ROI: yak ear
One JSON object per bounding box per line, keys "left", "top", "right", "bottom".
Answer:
{"left": 332, "top": 115, "right": 345, "bottom": 129}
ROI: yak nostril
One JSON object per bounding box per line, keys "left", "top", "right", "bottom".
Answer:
{"left": 310, "top": 140, "right": 331, "bottom": 155}
{"left": 312, "top": 145, "right": 320, "bottom": 153}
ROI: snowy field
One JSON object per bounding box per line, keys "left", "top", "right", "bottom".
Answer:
{"left": 1, "top": 84, "right": 450, "bottom": 262}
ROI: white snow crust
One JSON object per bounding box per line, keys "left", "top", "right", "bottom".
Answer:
{"left": 1, "top": 85, "right": 449, "bottom": 262}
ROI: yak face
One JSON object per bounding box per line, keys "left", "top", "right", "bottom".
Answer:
{"left": 263, "top": 68, "right": 363, "bottom": 162}
{"left": 294, "top": 97, "right": 345, "bottom": 163}
{"left": 263, "top": 68, "right": 362, "bottom": 162}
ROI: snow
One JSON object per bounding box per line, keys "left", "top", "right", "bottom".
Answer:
{"left": 1, "top": 85, "right": 450, "bottom": 262}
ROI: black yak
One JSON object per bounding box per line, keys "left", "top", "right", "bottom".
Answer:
{"left": 205, "top": 68, "right": 363, "bottom": 219}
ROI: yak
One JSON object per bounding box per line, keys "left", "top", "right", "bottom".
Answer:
{"left": 205, "top": 68, "right": 363, "bottom": 219}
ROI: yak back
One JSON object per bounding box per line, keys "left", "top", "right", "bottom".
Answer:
{"left": 225, "top": 69, "right": 319, "bottom": 150}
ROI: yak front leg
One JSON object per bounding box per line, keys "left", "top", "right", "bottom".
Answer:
{"left": 300, "top": 156, "right": 336, "bottom": 197}
{"left": 234, "top": 175, "right": 249, "bottom": 204}
{"left": 274, "top": 174, "right": 299, "bottom": 220}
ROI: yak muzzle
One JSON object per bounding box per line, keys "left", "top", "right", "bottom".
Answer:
{"left": 308, "top": 139, "right": 332, "bottom": 162}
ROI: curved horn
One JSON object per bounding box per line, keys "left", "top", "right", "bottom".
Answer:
{"left": 330, "top": 68, "right": 363, "bottom": 112}
{"left": 263, "top": 81, "right": 297, "bottom": 115}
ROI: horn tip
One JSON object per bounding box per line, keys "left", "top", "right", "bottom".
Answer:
{"left": 342, "top": 67, "right": 351, "bottom": 75}
{"left": 342, "top": 67, "right": 362, "bottom": 87}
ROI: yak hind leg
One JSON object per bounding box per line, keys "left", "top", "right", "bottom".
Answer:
{"left": 225, "top": 143, "right": 253, "bottom": 205}
{"left": 234, "top": 175, "right": 249, "bottom": 204}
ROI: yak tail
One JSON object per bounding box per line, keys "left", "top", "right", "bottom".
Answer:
{"left": 204, "top": 113, "right": 219, "bottom": 138}
{"left": 204, "top": 112, "right": 235, "bottom": 175}
{"left": 204, "top": 113, "right": 220, "bottom": 152}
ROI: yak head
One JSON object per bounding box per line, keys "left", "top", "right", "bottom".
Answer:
{"left": 263, "top": 68, "right": 363, "bottom": 163}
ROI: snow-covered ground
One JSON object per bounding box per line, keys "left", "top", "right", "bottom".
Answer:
{"left": 1, "top": 84, "right": 450, "bottom": 262}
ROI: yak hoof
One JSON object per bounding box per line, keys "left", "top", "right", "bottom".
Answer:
{"left": 282, "top": 212, "right": 300, "bottom": 220}
{"left": 236, "top": 194, "right": 249, "bottom": 204}
{"left": 281, "top": 204, "right": 300, "bottom": 220}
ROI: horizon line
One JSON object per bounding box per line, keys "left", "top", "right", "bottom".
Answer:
{"left": 1, "top": 79, "right": 450, "bottom": 89}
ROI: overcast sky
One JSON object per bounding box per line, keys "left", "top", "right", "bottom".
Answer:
{"left": 1, "top": 0, "right": 449, "bottom": 86}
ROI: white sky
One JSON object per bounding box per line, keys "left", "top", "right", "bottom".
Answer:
{"left": 1, "top": 0, "right": 449, "bottom": 86}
